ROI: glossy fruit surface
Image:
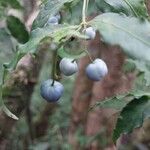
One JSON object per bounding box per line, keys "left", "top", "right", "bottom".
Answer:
{"left": 85, "top": 27, "right": 96, "bottom": 40}
{"left": 59, "top": 58, "right": 78, "bottom": 76}
{"left": 40, "top": 79, "right": 64, "bottom": 102}
{"left": 86, "top": 59, "right": 108, "bottom": 81}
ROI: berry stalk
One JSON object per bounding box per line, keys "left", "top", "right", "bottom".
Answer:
{"left": 51, "top": 50, "right": 58, "bottom": 86}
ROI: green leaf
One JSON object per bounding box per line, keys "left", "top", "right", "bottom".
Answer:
{"left": 127, "top": 59, "right": 150, "bottom": 86}
{"left": 7, "top": 0, "right": 22, "bottom": 9}
{"left": 95, "top": 0, "right": 113, "bottom": 13}
{"left": 90, "top": 62, "right": 150, "bottom": 143}
{"left": 97, "top": 0, "right": 149, "bottom": 18}
{"left": 19, "top": 25, "right": 79, "bottom": 54}
{"left": 0, "top": 0, "right": 22, "bottom": 9}
{"left": 32, "top": 0, "right": 77, "bottom": 29}
{"left": 123, "top": 59, "right": 136, "bottom": 73}
{"left": 2, "top": 105, "right": 19, "bottom": 120}
{"left": 90, "top": 71, "right": 150, "bottom": 112}
{"left": 7, "top": 16, "right": 29, "bottom": 44}
{"left": 113, "top": 96, "right": 150, "bottom": 141}
{"left": 0, "top": 0, "right": 22, "bottom": 18}
{"left": 90, "top": 13, "right": 150, "bottom": 62}
{"left": 131, "top": 73, "right": 150, "bottom": 97}
{"left": 91, "top": 94, "right": 132, "bottom": 111}
{"left": 0, "top": 5, "right": 5, "bottom": 19}
{"left": 90, "top": 86, "right": 150, "bottom": 112}
{"left": 63, "top": 0, "right": 99, "bottom": 25}
{"left": 58, "top": 47, "right": 86, "bottom": 59}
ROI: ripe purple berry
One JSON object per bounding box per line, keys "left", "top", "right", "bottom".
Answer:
{"left": 40, "top": 79, "right": 64, "bottom": 102}
{"left": 84, "top": 27, "right": 96, "bottom": 40}
{"left": 86, "top": 59, "right": 108, "bottom": 81}
{"left": 59, "top": 58, "right": 78, "bottom": 76}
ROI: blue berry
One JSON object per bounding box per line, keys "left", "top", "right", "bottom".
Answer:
{"left": 84, "top": 27, "right": 96, "bottom": 40}
{"left": 40, "top": 79, "right": 64, "bottom": 102}
{"left": 86, "top": 59, "right": 108, "bottom": 81}
{"left": 59, "top": 58, "right": 78, "bottom": 76}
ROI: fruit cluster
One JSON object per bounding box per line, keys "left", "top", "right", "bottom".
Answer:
{"left": 40, "top": 16, "right": 108, "bottom": 103}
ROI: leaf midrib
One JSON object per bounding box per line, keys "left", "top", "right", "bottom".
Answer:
{"left": 123, "top": 0, "right": 139, "bottom": 17}
{"left": 93, "top": 19, "right": 150, "bottom": 47}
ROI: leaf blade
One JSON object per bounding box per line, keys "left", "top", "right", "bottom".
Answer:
{"left": 32, "top": 0, "right": 77, "bottom": 29}
{"left": 113, "top": 96, "right": 150, "bottom": 141}
{"left": 96, "top": 0, "right": 148, "bottom": 18}
{"left": 90, "top": 13, "right": 150, "bottom": 62}
{"left": 6, "top": 16, "right": 29, "bottom": 44}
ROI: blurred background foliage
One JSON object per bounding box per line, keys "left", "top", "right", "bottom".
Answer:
{"left": 1, "top": 0, "right": 150, "bottom": 150}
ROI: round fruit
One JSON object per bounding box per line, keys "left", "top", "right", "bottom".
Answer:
{"left": 47, "top": 16, "right": 59, "bottom": 25}
{"left": 59, "top": 58, "right": 78, "bottom": 76}
{"left": 84, "top": 27, "right": 96, "bottom": 40}
{"left": 40, "top": 79, "right": 64, "bottom": 102}
{"left": 85, "top": 58, "right": 108, "bottom": 81}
